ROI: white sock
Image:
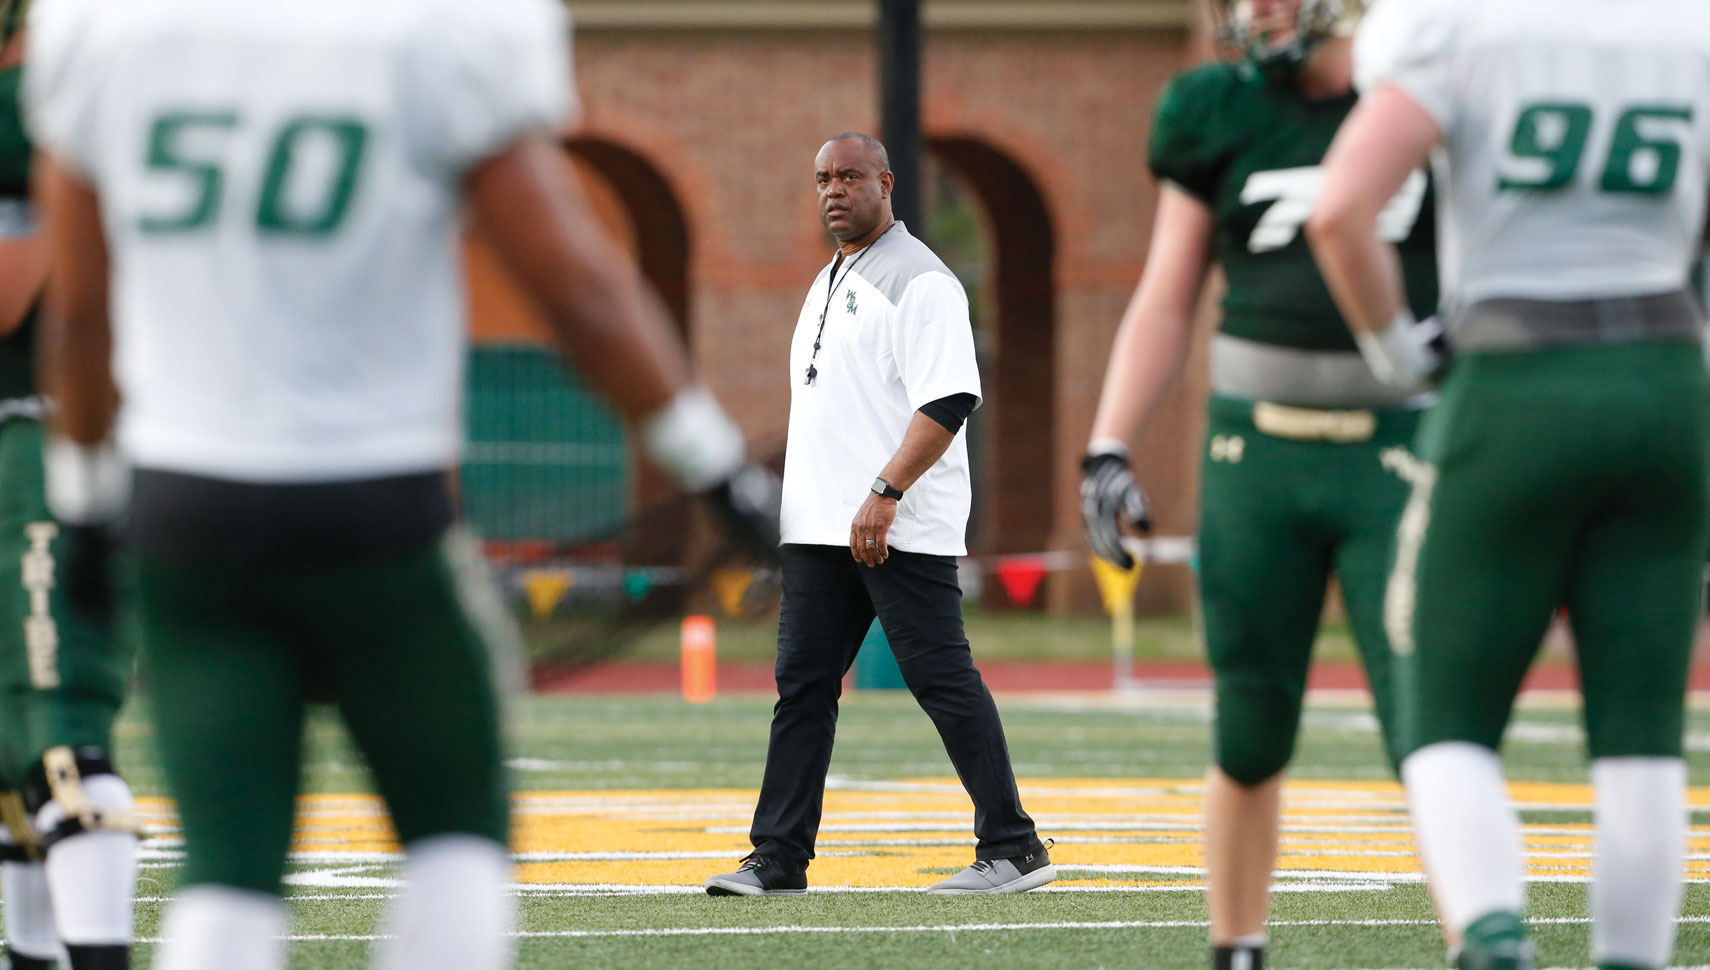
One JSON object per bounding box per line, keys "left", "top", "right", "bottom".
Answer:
{"left": 1401, "top": 742, "right": 1527, "bottom": 936}
{"left": 2, "top": 856, "right": 63, "bottom": 963}
{"left": 1230, "top": 932, "right": 1267, "bottom": 948}
{"left": 1590, "top": 756, "right": 1687, "bottom": 969}
{"left": 37, "top": 773, "right": 137, "bottom": 945}
{"left": 372, "top": 834, "right": 514, "bottom": 970}
{"left": 155, "top": 885, "right": 286, "bottom": 970}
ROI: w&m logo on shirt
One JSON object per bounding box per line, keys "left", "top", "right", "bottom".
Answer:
{"left": 846, "top": 290, "right": 858, "bottom": 314}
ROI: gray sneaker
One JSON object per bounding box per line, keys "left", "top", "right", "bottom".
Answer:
{"left": 926, "top": 842, "right": 1055, "bottom": 894}
{"left": 704, "top": 854, "right": 808, "bottom": 896}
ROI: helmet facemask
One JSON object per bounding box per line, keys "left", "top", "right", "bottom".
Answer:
{"left": 1212, "top": 0, "right": 1350, "bottom": 83}
{"left": 0, "top": 0, "right": 28, "bottom": 48}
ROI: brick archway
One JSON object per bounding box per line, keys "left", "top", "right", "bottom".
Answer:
{"left": 928, "top": 137, "right": 1057, "bottom": 564}
{"left": 565, "top": 137, "right": 692, "bottom": 337}
{"left": 462, "top": 139, "right": 695, "bottom": 554}
{"left": 465, "top": 139, "right": 691, "bottom": 345}
{"left": 561, "top": 139, "right": 698, "bottom": 556}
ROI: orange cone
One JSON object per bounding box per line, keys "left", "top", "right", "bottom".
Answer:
{"left": 681, "top": 614, "right": 717, "bottom": 703}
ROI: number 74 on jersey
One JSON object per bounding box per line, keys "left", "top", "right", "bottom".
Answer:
{"left": 1240, "top": 167, "right": 1427, "bottom": 254}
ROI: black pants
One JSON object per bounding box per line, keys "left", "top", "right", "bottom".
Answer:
{"left": 749, "top": 544, "right": 1040, "bottom": 870}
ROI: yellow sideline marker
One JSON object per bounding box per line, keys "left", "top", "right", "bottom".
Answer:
{"left": 708, "top": 569, "right": 754, "bottom": 618}
{"left": 522, "top": 569, "right": 573, "bottom": 619}
{"left": 1090, "top": 553, "right": 1144, "bottom": 691}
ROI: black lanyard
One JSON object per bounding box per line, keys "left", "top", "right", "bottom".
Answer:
{"left": 804, "top": 225, "right": 892, "bottom": 385}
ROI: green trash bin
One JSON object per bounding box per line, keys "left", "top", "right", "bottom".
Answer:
{"left": 852, "top": 619, "right": 906, "bottom": 690}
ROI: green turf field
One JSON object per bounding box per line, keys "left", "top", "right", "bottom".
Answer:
{"left": 112, "top": 687, "right": 1710, "bottom": 969}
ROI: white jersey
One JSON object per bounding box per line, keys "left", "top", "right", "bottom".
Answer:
{"left": 1355, "top": 0, "right": 1710, "bottom": 307}
{"left": 781, "top": 224, "right": 982, "bottom": 557}
{"left": 26, "top": 0, "right": 575, "bottom": 482}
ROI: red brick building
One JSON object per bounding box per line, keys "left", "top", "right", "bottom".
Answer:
{"left": 468, "top": 0, "right": 1217, "bottom": 612}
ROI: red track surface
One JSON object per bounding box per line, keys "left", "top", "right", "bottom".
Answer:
{"left": 532, "top": 659, "right": 1707, "bottom": 693}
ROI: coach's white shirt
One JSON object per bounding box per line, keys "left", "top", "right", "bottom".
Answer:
{"left": 781, "top": 223, "right": 982, "bottom": 557}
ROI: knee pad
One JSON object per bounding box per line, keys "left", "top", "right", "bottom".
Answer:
{"left": 29, "top": 747, "right": 138, "bottom": 855}
{"left": 34, "top": 751, "right": 137, "bottom": 948}
{"left": 1214, "top": 678, "right": 1301, "bottom": 786}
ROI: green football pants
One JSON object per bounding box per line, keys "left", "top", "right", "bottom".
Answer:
{"left": 0, "top": 417, "right": 130, "bottom": 790}
{"left": 1391, "top": 342, "right": 1710, "bottom": 758}
{"left": 136, "top": 529, "right": 514, "bottom": 895}
{"left": 1199, "top": 394, "right": 1421, "bottom": 783}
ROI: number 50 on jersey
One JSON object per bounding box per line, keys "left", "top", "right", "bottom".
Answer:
{"left": 139, "top": 111, "right": 369, "bottom": 236}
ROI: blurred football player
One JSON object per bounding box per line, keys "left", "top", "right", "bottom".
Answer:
{"left": 0, "top": 3, "right": 138, "bottom": 968}
{"left": 1080, "top": 1, "right": 1437, "bottom": 966}
{"left": 25, "top": 0, "right": 779, "bottom": 968}
{"left": 1308, "top": 2, "right": 1710, "bottom": 968}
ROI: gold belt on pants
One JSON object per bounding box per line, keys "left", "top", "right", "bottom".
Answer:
{"left": 1251, "top": 401, "right": 1376, "bottom": 443}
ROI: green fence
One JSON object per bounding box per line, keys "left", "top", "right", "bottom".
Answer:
{"left": 462, "top": 344, "right": 630, "bottom": 545}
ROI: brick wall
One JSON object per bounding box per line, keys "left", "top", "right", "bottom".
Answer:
{"left": 466, "top": 5, "right": 1219, "bottom": 613}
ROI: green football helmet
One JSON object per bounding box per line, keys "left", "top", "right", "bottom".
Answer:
{"left": 1212, "top": 0, "right": 1352, "bottom": 82}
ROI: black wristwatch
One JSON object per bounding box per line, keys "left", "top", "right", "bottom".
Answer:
{"left": 871, "top": 476, "right": 904, "bottom": 501}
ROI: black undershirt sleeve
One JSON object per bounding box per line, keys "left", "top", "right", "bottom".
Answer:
{"left": 917, "top": 392, "right": 978, "bottom": 435}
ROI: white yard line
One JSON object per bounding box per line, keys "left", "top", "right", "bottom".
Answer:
{"left": 272, "top": 865, "right": 1710, "bottom": 894}
{"left": 276, "top": 870, "right": 1420, "bottom": 894}
{"left": 130, "top": 914, "right": 1710, "bottom": 945}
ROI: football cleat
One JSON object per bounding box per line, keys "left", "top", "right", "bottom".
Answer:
{"left": 1451, "top": 911, "right": 1535, "bottom": 970}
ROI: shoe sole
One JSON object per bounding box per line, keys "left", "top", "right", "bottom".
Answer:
{"left": 1457, "top": 948, "right": 1535, "bottom": 970}
{"left": 924, "top": 864, "right": 1058, "bottom": 895}
{"left": 704, "top": 877, "right": 807, "bottom": 897}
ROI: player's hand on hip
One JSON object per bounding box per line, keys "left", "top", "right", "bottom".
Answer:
{"left": 705, "top": 460, "right": 783, "bottom": 558}
{"left": 1080, "top": 449, "right": 1151, "bottom": 569}
{"left": 849, "top": 494, "right": 896, "bottom": 567}
{"left": 1355, "top": 312, "right": 1447, "bottom": 390}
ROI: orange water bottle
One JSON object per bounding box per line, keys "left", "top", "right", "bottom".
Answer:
{"left": 680, "top": 614, "right": 717, "bottom": 703}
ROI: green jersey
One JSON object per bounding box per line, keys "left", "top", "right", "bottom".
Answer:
{"left": 0, "top": 64, "right": 35, "bottom": 409}
{"left": 1149, "top": 62, "right": 1438, "bottom": 352}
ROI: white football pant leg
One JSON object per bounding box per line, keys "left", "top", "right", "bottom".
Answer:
{"left": 1590, "top": 756, "right": 1686, "bottom": 969}
{"left": 1401, "top": 741, "right": 1527, "bottom": 936}
{"left": 1, "top": 850, "right": 62, "bottom": 965}
{"left": 154, "top": 885, "right": 286, "bottom": 970}
{"left": 372, "top": 834, "right": 514, "bottom": 970}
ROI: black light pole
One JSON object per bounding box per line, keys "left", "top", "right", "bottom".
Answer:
{"left": 878, "top": 0, "right": 922, "bottom": 230}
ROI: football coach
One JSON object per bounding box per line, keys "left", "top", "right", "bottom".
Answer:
{"left": 705, "top": 133, "right": 1053, "bottom": 897}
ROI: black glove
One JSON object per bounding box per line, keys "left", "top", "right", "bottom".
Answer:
{"left": 1080, "top": 450, "right": 1151, "bottom": 569}
{"left": 57, "top": 522, "right": 117, "bottom": 629}
{"left": 705, "top": 460, "right": 782, "bottom": 558}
